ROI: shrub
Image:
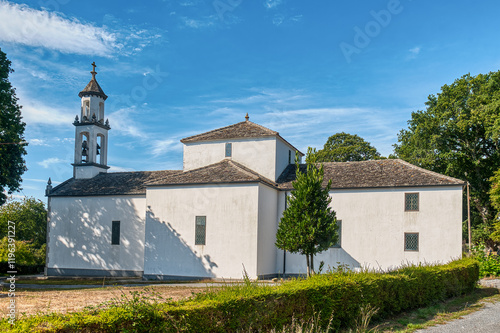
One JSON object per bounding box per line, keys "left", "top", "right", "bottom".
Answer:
{"left": 0, "top": 258, "right": 479, "bottom": 332}
{"left": 472, "top": 244, "right": 500, "bottom": 277}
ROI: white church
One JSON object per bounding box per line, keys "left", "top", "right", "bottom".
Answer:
{"left": 45, "top": 65, "right": 465, "bottom": 279}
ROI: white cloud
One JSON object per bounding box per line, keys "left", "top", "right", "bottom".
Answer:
{"left": 29, "top": 139, "right": 49, "bottom": 146}
{"left": 264, "top": 0, "right": 283, "bottom": 9}
{"left": 409, "top": 46, "right": 421, "bottom": 55}
{"left": 151, "top": 139, "right": 183, "bottom": 157}
{"left": 180, "top": 15, "right": 217, "bottom": 29}
{"left": 38, "top": 157, "right": 65, "bottom": 168}
{"left": 0, "top": 2, "right": 118, "bottom": 56}
{"left": 108, "top": 108, "right": 148, "bottom": 139}
{"left": 19, "top": 98, "right": 74, "bottom": 126}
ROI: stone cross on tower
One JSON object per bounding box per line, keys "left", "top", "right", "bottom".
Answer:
{"left": 91, "top": 62, "right": 97, "bottom": 79}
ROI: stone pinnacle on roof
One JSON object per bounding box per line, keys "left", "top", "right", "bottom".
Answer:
{"left": 245, "top": 113, "right": 249, "bottom": 121}
{"left": 78, "top": 62, "right": 108, "bottom": 100}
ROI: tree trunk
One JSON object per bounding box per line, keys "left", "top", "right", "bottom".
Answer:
{"left": 310, "top": 254, "right": 315, "bottom": 275}
{"left": 306, "top": 254, "right": 310, "bottom": 277}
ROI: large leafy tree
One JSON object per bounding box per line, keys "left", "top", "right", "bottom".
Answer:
{"left": 276, "top": 149, "right": 338, "bottom": 276}
{"left": 394, "top": 71, "right": 500, "bottom": 246}
{"left": 0, "top": 197, "right": 47, "bottom": 248}
{"left": 0, "top": 48, "right": 27, "bottom": 205}
{"left": 312, "top": 132, "right": 380, "bottom": 162}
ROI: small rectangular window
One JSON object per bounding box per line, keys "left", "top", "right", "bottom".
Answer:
{"left": 405, "top": 193, "right": 419, "bottom": 211}
{"left": 111, "top": 221, "right": 120, "bottom": 245}
{"left": 404, "top": 232, "right": 419, "bottom": 251}
{"left": 195, "top": 216, "right": 206, "bottom": 245}
{"left": 225, "top": 143, "right": 232, "bottom": 157}
{"left": 331, "top": 220, "right": 342, "bottom": 248}
{"left": 288, "top": 150, "right": 292, "bottom": 164}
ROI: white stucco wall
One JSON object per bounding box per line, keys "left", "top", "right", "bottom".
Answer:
{"left": 183, "top": 138, "right": 280, "bottom": 180}
{"left": 144, "top": 184, "right": 261, "bottom": 279}
{"left": 283, "top": 186, "right": 463, "bottom": 274}
{"left": 275, "top": 137, "right": 300, "bottom": 179}
{"left": 47, "top": 195, "right": 146, "bottom": 273}
{"left": 257, "top": 184, "right": 279, "bottom": 277}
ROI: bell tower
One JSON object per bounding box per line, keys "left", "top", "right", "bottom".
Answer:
{"left": 72, "top": 62, "right": 110, "bottom": 179}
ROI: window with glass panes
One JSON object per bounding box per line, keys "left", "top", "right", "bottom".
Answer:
{"left": 195, "top": 216, "right": 206, "bottom": 245}
{"left": 405, "top": 193, "right": 419, "bottom": 211}
{"left": 404, "top": 232, "right": 419, "bottom": 251}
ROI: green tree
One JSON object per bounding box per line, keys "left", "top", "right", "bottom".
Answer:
{"left": 489, "top": 170, "right": 500, "bottom": 243}
{"left": 0, "top": 197, "right": 47, "bottom": 248}
{"left": 311, "top": 132, "right": 380, "bottom": 163}
{"left": 0, "top": 48, "right": 27, "bottom": 206}
{"left": 394, "top": 71, "right": 500, "bottom": 246}
{"left": 276, "top": 149, "right": 338, "bottom": 276}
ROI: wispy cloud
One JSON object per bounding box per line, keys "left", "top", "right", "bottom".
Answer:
{"left": 19, "top": 96, "right": 74, "bottom": 126}
{"left": 0, "top": 2, "right": 117, "bottom": 56}
{"left": 180, "top": 15, "right": 217, "bottom": 29}
{"left": 38, "top": 157, "right": 66, "bottom": 168}
{"left": 108, "top": 108, "right": 149, "bottom": 139}
{"left": 264, "top": 0, "right": 284, "bottom": 9}
{"left": 151, "top": 139, "right": 183, "bottom": 157}
{"left": 409, "top": 46, "right": 421, "bottom": 55}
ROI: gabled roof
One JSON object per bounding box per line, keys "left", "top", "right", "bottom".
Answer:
{"left": 180, "top": 119, "right": 303, "bottom": 155}
{"left": 48, "top": 170, "right": 181, "bottom": 197}
{"left": 277, "top": 159, "right": 465, "bottom": 190}
{"left": 147, "top": 159, "right": 276, "bottom": 187}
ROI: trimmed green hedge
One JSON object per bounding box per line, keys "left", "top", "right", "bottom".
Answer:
{"left": 2, "top": 258, "right": 479, "bottom": 332}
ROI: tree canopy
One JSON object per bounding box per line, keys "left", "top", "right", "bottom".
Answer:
{"left": 311, "top": 132, "right": 380, "bottom": 163}
{"left": 275, "top": 149, "right": 338, "bottom": 276}
{"left": 0, "top": 197, "right": 47, "bottom": 248}
{"left": 394, "top": 71, "right": 500, "bottom": 245}
{"left": 0, "top": 48, "right": 27, "bottom": 205}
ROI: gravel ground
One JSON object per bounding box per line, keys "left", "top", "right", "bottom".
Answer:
{"left": 415, "top": 279, "right": 500, "bottom": 333}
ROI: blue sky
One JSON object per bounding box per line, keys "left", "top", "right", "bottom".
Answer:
{"left": 1, "top": 0, "right": 500, "bottom": 202}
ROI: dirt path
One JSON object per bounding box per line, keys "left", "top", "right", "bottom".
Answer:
{"left": 0, "top": 285, "right": 206, "bottom": 318}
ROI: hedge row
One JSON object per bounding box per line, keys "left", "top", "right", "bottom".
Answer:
{"left": 3, "top": 258, "right": 479, "bottom": 332}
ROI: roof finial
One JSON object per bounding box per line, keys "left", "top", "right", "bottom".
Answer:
{"left": 245, "top": 113, "right": 249, "bottom": 121}
{"left": 91, "top": 62, "right": 97, "bottom": 79}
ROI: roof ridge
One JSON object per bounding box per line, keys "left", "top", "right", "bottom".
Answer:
{"left": 394, "top": 159, "right": 464, "bottom": 184}
{"left": 180, "top": 121, "right": 247, "bottom": 142}
{"left": 180, "top": 120, "right": 278, "bottom": 143}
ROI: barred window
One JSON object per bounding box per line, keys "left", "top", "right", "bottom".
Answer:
{"left": 404, "top": 233, "right": 419, "bottom": 251}
{"left": 331, "top": 220, "right": 342, "bottom": 248}
{"left": 405, "top": 193, "right": 419, "bottom": 211}
{"left": 195, "top": 216, "right": 206, "bottom": 245}
{"left": 225, "top": 143, "right": 232, "bottom": 157}
{"left": 111, "top": 221, "right": 120, "bottom": 245}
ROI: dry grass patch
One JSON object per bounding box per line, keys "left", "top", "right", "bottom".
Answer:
{"left": 0, "top": 285, "right": 206, "bottom": 317}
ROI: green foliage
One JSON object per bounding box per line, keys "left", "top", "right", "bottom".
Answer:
{"left": 0, "top": 197, "right": 47, "bottom": 248}
{"left": 0, "top": 259, "right": 479, "bottom": 332}
{"left": 0, "top": 48, "right": 27, "bottom": 205}
{"left": 276, "top": 148, "right": 338, "bottom": 276}
{"left": 394, "top": 71, "right": 500, "bottom": 245}
{"left": 0, "top": 237, "right": 45, "bottom": 266}
{"left": 488, "top": 169, "right": 500, "bottom": 242}
{"left": 471, "top": 244, "right": 500, "bottom": 277}
{"left": 310, "top": 132, "right": 381, "bottom": 163}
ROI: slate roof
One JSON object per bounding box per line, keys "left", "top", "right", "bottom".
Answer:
{"left": 277, "top": 159, "right": 465, "bottom": 190}
{"left": 48, "top": 170, "right": 181, "bottom": 197}
{"left": 147, "top": 159, "right": 276, "bottom": 187}
{"left": 180, "top": 120, "right": 303, "bottom": 155}
{"left": 78, "top": 77, "right": 108, "bottom": 100}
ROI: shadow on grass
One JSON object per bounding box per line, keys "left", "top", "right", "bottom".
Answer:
{"left": 370, "top": 287, "right": 500, "bottom": 332}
